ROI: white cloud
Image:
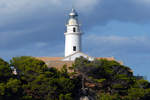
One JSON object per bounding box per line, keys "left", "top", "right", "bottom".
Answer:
{"left": 35, "top": 42, "right": 48, "bottom": 48}
{"left": 84, "top": 35, "right": 150, "bottom": 55}
{"left": 85, "top": 35, "right": 149, "bottom": 45}
{"left": 73, "top": 0, "right": 100, "bottom": 12}
{"left": 0, "top": 0, "right": 100, "bottom": 27}
{"left": 1, "top": 0, "right": 150, "bottom": 56}
{"left": 0, "top": 0, "right": 99, "bottom": 15}
{"left": 135, "top": 0, "right": 150, "bottom": 3}
{"left": 132, "top": 0, "right": 150, "bottom": 6}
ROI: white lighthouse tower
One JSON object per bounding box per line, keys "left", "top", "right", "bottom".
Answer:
{"left": 64, "top": 9, "right": 82, "bottom": 57}
{"left": 62, "top": 9, "right": 94, "bottom": 61}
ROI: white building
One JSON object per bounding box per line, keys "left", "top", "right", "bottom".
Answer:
{"left": 62, "top": 9, "right": 94, "bottom": 61}
{"left": 64, "top": 9, "right": 82, "bottom": 57}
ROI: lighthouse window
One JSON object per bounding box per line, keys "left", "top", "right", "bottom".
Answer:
{"left": 73, "top": 46, "right": 76, "bottom": 51}
{"left": 73, "top": 27, "right": 76, "bottom": 32}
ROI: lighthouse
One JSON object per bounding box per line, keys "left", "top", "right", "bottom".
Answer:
{"left": 37, "top": 9, "right": 118, "bottom": 66}
{"left": 62, "top": 9, "right": 94, "bottom": 61}
{"left": 64, "top": 9, "right": 82, "bottom": 57}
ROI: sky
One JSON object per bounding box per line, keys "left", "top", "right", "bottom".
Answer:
{"left": 0, "top": 0, "right": 150, "bottom": 80}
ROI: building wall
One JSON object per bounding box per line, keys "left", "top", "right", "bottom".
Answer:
{"left": 65, "top": 33, "right": 81, "bottom": 57}
{"left": 62, "top": 52, "right": 94, "bottom": 61}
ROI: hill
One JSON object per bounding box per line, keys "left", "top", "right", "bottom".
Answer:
{"left": 0, "top": 56, "right": 150, "bottom": 100}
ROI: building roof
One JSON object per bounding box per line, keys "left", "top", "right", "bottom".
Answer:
{"left": 36, "top": 57, "right": 64, "bottom": 62}
{"left": 96, "top": 57, "right": 115, "bottom": 61}
{"left": 35, "top": 56, "right": 123, "bottom": 71}
{"left": 69, "top": 8, "right": 78, "bottom": 17}
{"left": 36, "top": 56, "right": 117, "bottom": 63}
{"left": 35, "top": 57, "right": 73, "bottom": 71}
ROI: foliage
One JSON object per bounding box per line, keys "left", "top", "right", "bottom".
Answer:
{"left": 0, "top": 58, "right": 23, "bottom": 100}
{"left": 0, "top": 56, "right": 150, "bottom": 100}
{"left": 73, "top": 57, "right": 150, "bottom": 99}
{"left": 98, "top": 93, "right": 121, "bottom": 100}
{"left": 10, "top": 56, "right": 80, "bottom": 100}
{"left": 0, "top": 58, "right": 12, "bottom": 82}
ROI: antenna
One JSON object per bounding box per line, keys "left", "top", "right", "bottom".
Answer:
{"left": 71, "top": 0, "right": 75, "bottom": 10}
{"left": 71, "top": 0, "right": 73, "bottom": 8}
{"left": 64, "top": 0, "right": 76, "bottom": 18}
{"left": 72, "top": 4, "right": 74, "bottom": 10}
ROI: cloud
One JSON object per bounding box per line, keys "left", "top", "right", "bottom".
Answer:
{"left": 135, "top": 0, "right": 150, "bottom": 3}
{"left": 0, "top": 0, "right": 101, "bottom": 49}
{"left": 81, "top": 0, "right": 150, "bottom": 29}
{"left": 85, "top": 35, "right": 149, "bottom": 45}
{"left": 73, "top": 0, "right": 100, "bottom": 12}
{"left": 84, "top": 35, "right": 150, "bottom": 56}
{"left": 1, "top": 0, "right": 150, "bottom": 60}
{"left": 35, "top": 42, "right": 48, "bottom": 48}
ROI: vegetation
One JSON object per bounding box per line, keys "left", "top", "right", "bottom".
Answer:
{"left": 0, "top": 56, "right": 150, "bottom": 100}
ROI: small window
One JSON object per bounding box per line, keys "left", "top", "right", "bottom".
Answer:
{"left": 73, "top": 46, "right": 76, "bottom": 51}
{"left": 73, "top": 27, "right": 76, "bottom": 32}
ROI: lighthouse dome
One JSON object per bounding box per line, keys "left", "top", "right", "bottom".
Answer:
{"left": 68, "top": 18, "right": 78, "bottom": 25}
{"left": 67, "top": 9, "right": 79, "bottom": 26}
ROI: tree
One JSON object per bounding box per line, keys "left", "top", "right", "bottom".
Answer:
{"left": 1, "top": 56, "right": 150, "bottom": 100}
{"left": 10, "top": 56, "right": 80, "bottom": 100}
{"left": 0, "top": 58, "right": 12, "bottom": 82}
{"left": 73, "top": 57, "right": 150, "bottom": 99}
{"left": 0, "top": 58, "right": 23, "bottom": 100}
{"left": 98, "top": 93, "right": 121, "bottom": 100}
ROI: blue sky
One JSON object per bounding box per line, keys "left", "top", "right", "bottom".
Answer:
{"left": 0, "top": 0, "right": 150, "bottom": 80}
